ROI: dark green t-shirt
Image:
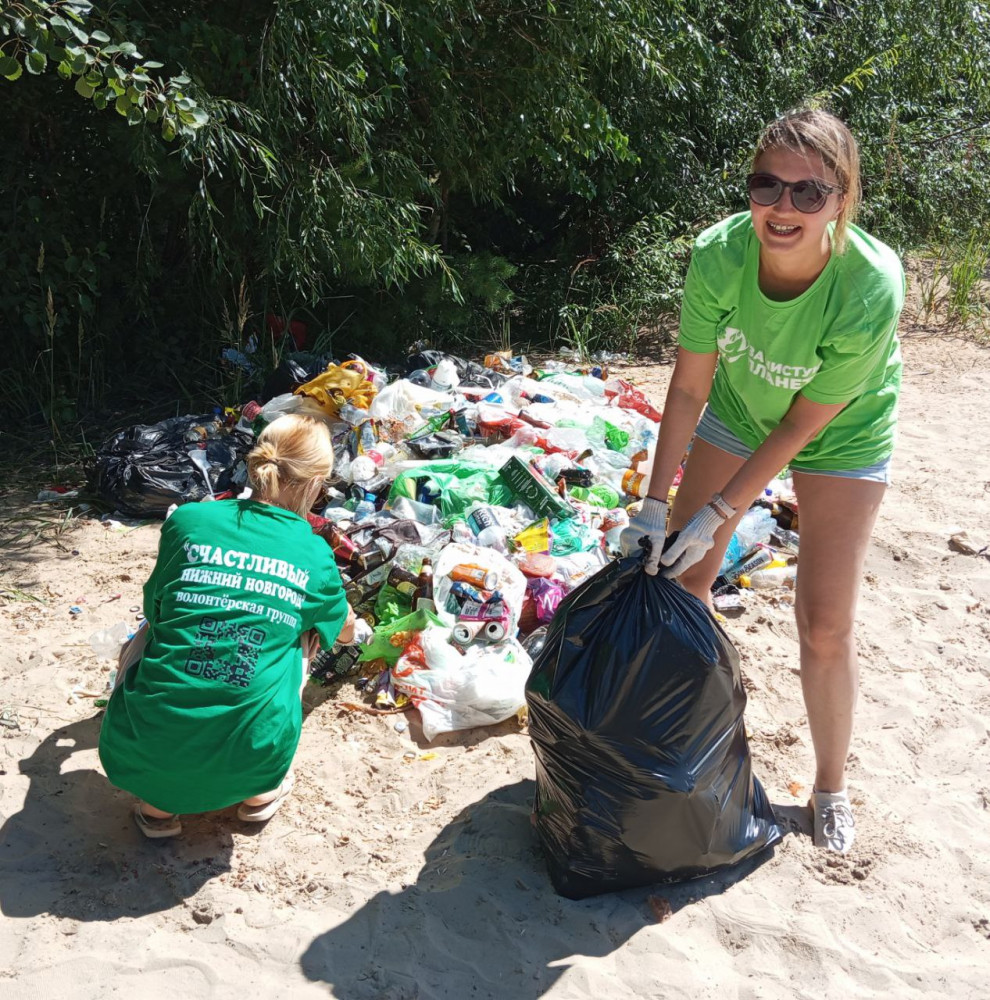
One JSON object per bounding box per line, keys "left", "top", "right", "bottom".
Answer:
{"left": 679, "top": 213, "right": 904, "bottom": 469}
{"left": 99, "top": 499, "right": 348, "bottom": 814}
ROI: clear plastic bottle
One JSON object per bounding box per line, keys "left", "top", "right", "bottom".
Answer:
{"left": 739, "top": 565, "right": 797, "bottom": 590}
{"left": 353, "top": 491, "right": 377, "bottom": 523}
{"left": 465, "top": 505, "right": 507, "bottom": 550}
{"left": 719, "top": 506, "right": 776, "bottom": 573}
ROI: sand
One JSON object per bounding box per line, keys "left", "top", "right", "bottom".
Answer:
{"left": 1, "top": 330, "right": 989, "bottom": 999}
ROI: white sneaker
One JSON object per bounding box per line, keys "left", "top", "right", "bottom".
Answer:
{"left": 810, "top": 789, "right": 855, "bottom": 854}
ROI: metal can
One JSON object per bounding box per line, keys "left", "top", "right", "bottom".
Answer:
{"left": 450, "top": 564, "right": 498, "bottom": 591}
{"left": 386, "top": 565, "right": 420, "bottom": 596}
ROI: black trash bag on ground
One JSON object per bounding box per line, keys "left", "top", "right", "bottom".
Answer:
{"left": 405, "top": 350, "right": 507, "bottom": 390}
{"left": 89, "top": 415, "right": 250, "bottom": 518}
{"left": 260, "top": 353, "right": 334, "bottom": 403}
{"left": 526, "top": 556, "right": 782, "bottom": 899}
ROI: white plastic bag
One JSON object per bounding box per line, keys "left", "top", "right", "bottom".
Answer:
{"left": 432, "top": 541, "right": 527, "bottom": 630}
{"left": 392, "top": 626, "right": 532, "bottom": 741}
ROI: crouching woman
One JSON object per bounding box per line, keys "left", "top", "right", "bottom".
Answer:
{"left": 99, "top": 414, "right": 355, "bottom": 837}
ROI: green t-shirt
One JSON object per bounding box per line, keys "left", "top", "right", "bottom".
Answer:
{"left": 99, "top": 499, "right": 348, "bottom": 814}
{"left": 678, "top": 212, "right": 904, "bottom": 469}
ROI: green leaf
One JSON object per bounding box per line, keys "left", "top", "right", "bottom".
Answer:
{"left": 90, "top": 31, "right": 111, "bottom": 44}
{"left": 114, "top": 94, "right": 129, "bottom": 116}
{"left": 118, "top": 42, "right": 139, "bottom": 56}
{"left": 26, "top": 51, "right": 47, "bottom": 76}
{"left": 189, "top": 107, "right": 209, "bottom": 126}
{"left": 126, "top": 106, "right": 143, "bottom": 125}
{"left": 92, "top": 90, "right": 107, "bottom": 110}
{"left": 161, "top": 118, "right": 176, "bottom": 141}
{"left": 50, "top": 16, "right": 72, "bottom": 40}
{"left": 69, "top": 25, "right": 89, "bottom": 44}
{"left": 2, "top": 60, "right": 22, "bottom": 82}
{"left": 74, "top": 76, "right": 95, "bottom": 98}
{"left": 0, "top": 55, "right": 20, "bottom": 77}
{"left": 142, "top": 61, "right": 164, "bottom": 69}
{"left": 57, "top": 59, "right": 73, "bottom": 80}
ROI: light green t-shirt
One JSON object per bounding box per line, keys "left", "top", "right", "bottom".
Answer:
{"left": 678, "top": 212, "right": 904, "bottom": 469}
{"left": 99, "top": 499, "right": 348, "bottom": 814}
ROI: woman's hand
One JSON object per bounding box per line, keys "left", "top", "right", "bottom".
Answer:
{"left": 660, "top": 495, "right": 735, "bottom": 578}
{"left": 619, "top": 497, "right": 670, "bottom": 575}
{"left": 336, "top": 606, "right": 357, "bottom": 646}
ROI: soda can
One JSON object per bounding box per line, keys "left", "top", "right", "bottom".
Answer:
{"left": 450, "top": 564, "right": 498, "bottom": 591}
{"left": 355, "top": 540, "right": 388, "bottom": 572}
{"left": 481, "top": 620, "right": 507, "bottom": 643}
{"left": 450, "top": 580, "right": 490, "bottom": 604}
{"left": 452, "top": 621, "right": 484, "bottom": 646}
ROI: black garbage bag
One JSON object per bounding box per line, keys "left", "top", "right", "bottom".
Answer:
{"left": 526, "top": 556, "right": 782, "bottom": 899}
{"left": 260, "top": 353, "right": 333, "bottom": 403}
{"left": 89, "top": 415, "right": 250, "bottom": 518}
{"left": 405, "top": 350, "right": 507, "bottom": 390}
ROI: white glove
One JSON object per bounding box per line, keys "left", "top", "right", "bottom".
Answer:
{"left": 347, "top": 618, "right": 374, "bottom": 646}
{"left": 619, "top": 497, "right": 670, "bottom": 575}
{"left": 660, "top": 494, "right": 735, "bottom": 578}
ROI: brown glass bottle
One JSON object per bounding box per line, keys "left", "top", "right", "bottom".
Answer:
{"left": 413, "top": 558, "right": 436, "bottom": 613}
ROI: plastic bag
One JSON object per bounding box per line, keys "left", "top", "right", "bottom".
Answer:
{"left": 88, "top": 415, "right": 250, "bottom": 518}
{"left": 392, "top": 626, "right": 532, "bottom": 741}
{"left": 526, "top": 556, "right": 782, "bottom": 898}
{"left": 432, "top": 541, "right": 527, "bottom": 632}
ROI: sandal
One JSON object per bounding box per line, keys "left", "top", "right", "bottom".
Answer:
{"left": 237, "top": 772, "right": 295, "bottom": 823}
{"left": 133, "top": 803, "right": 182, "bottom": 839}
{"left": 810, "top": 789, "right": 855, "bottom": 854}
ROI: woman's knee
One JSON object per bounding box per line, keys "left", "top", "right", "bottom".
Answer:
{"left": 796, "top": 611, "right": 855, "bottom": 660}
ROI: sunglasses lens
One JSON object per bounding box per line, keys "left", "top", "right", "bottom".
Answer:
{"left": 748, "top": 174, "right": 781, "bottom": 206}
{"left": 792, "top": 181, "right": 828, "bottom": 213}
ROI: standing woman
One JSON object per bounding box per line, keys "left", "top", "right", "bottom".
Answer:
{"left": 100, "top": 414, "right": 355, "bottom": 837}
{"left": 622, "top": 110, "right": 904, "bottom": 853}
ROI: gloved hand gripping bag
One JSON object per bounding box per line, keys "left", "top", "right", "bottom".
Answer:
{"left": 525, "top": 556, "right": 782, "bottom": 898}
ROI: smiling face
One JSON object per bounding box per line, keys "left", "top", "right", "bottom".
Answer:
{"left": 749, "top": 145, "right": 844, "bottom": 271}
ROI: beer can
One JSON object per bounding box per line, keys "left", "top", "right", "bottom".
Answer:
{"left": 452, "top": 621, "right": 484, "bottom": 646}
{"left": 450, "top": 580, "right": 491, "bottom": 604}
{"left": 481, "top": 620, "right": 507, "bottom": 643}
{"left": 450, "top": 564, "right": 498, "bottom": 591}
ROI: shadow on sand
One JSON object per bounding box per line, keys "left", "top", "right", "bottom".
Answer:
{"left": 0, "top": 714, "right": 235, "bottom": 922}
{"left": 300, "top": 779, "right": 779, "bottom": 1000}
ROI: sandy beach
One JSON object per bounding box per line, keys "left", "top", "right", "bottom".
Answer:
{"left": 1, "top": 327, "right": 988, "bottom": 999}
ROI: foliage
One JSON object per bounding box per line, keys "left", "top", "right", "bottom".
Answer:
{"left": 1, "top": 0, "right": 989, "bottom": 432}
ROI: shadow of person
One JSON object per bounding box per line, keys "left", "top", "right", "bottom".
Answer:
{"left": 300, "top": 779, "right": 779, "bottom": 999}
{"left": 0, "top": 714, "right": 233, "bottom": 922}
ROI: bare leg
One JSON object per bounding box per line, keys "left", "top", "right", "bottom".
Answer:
{"left": 668, "top": 439, "right": 747, "bottom": 606}
{"left": 137, "top": 801, "right": 175, "bottom": 819}
{"left": 791, "top": 472, "right": 885, "bottom": 793}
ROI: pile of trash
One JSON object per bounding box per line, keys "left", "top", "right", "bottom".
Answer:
{"left": 88, "top": 348, "right": 803, "bottom": 740}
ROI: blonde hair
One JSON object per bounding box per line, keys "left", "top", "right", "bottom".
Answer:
{"left": 247, "top": 414, "right": 334, "bottom": 513}
{"left": 754, "top": 109, "right": 861, "bottom": 254}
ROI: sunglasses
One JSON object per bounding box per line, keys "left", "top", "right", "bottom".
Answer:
{"left": 747, "top": 172, "right": 842, "bottom": 214}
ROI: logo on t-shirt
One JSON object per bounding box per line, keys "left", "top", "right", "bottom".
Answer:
{"left": 718, "top": 326, "right": 820, "bottom": 390}
{"left": 717, "top": 326, "right": 750, "bottom": 362}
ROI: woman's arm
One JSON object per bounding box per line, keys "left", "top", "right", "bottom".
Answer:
{"left": 646, "top": 347, "right": 719, "bottom": 502}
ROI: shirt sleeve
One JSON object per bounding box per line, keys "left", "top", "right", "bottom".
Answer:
{"left": 801, "top": 310, "right": 900, "bottom": 405}
{"left": 302, "top": 556, "right": 350, "bottom": 650}
{"left": 142, "top": 512, "right": 183, "bottom": 625}
{"left": 677, "top": 250, "right": 721, "bottom": 354}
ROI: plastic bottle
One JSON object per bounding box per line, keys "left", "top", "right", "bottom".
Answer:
{"left": 430, "top": 358, "right": 459, "bottom": 393}
{"left": 353, "top": 491, "right": 377, "bottom": 523}
{"left": 598, "top": 467, "right": 648, "bottom": 499}
{"left": 739, "top": 565, "right": 797, "bottom": 590}
{"left": 719, "top": 506, "right": 776, "bottom": 573}
{"left": 89, "top": 621, "right": 132, "bottom": 659}
{"left": 466, "top": 505, "right": 507, "bottom": 551}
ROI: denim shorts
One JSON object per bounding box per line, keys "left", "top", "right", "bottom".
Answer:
{"left": 694, "top": 407, "right": 892, "bottom": 484}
